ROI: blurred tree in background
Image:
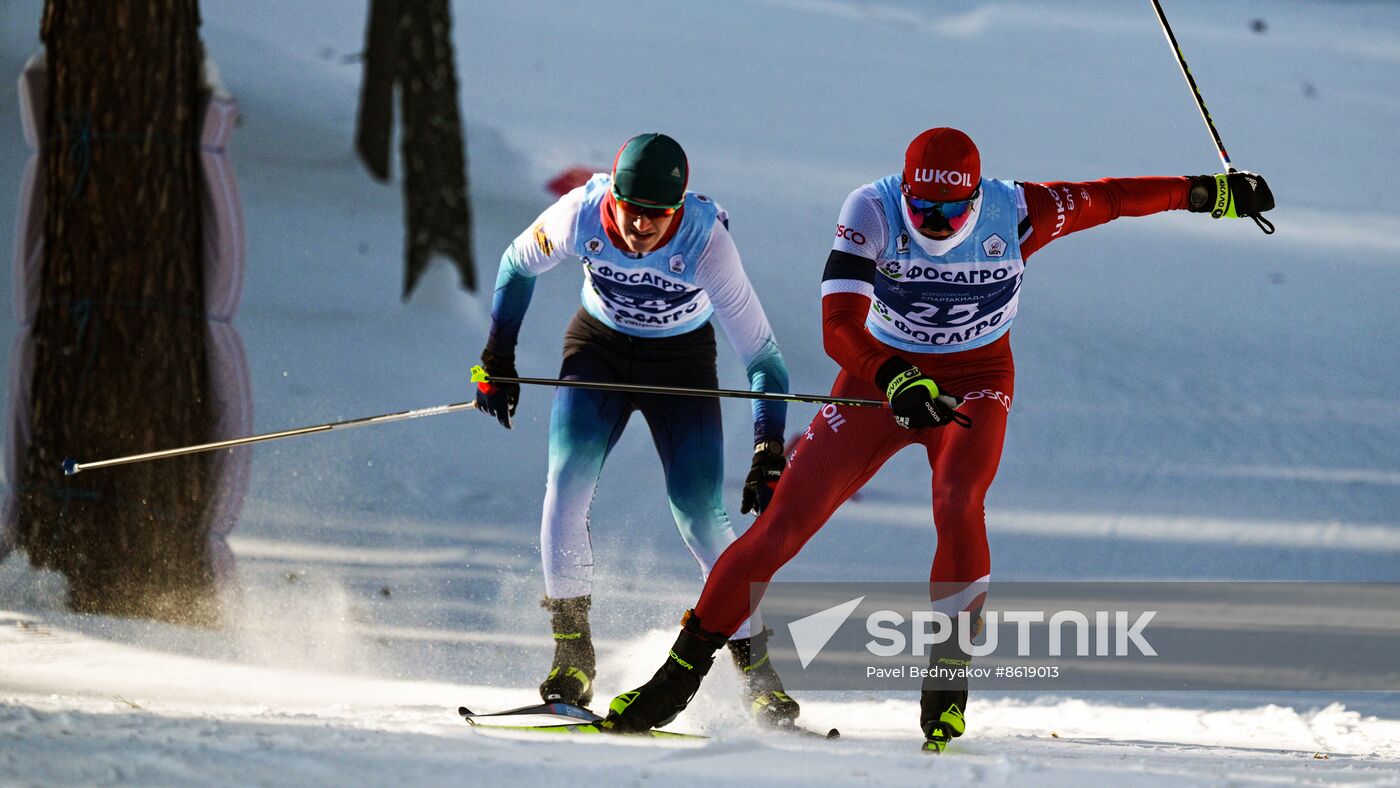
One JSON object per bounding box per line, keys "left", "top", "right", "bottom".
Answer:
{"left": 356, "top": 0, "right": 476, "bottom": 297}
{"left": 17, "top": 0, "right": 219, "bottom": 624}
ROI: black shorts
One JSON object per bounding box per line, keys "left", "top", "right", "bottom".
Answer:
{"left": 560, "top": 308, "right": 718, "bottom": 389}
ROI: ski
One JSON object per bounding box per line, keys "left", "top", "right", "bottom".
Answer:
{"left": 467, "top": 720, "right": 708, "bottom": 740}
{"left": 777, "top": 723, "right": 840, "bottom": 740}
{"left": 458, "top": 703, "right": 705, "bottom": 739}
{"left": 457, "top": 701, "right": 836, "bottom": 741}
{"left": 457, "top": 701, "right": 600, "bottom": 725}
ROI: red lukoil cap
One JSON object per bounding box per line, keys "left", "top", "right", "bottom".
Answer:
{"left": 902, "top": 127, "right": 980, "bottom": 201}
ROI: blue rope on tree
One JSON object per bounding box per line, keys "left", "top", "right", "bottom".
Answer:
{"left": 63, "top": 113, "right": 93, "bottom": 199}
{"left": 54, "top": 112, "right": 203, "bottom": 200}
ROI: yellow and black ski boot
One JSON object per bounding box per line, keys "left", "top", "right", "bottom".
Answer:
{"left": 920, "top": 623, "right": 973, "bottom": 754}
{"left": 603, "top": 610, "right": 725, "bottom": 733}
{"left": 727, "top": 628, "right": 801, "bottom": 728}
{"left": 539, "top": 595, "right": 596, "bottom": 707}
{"left": 920, "top": 693, "right": 966, "bottom": 754}
{"left": 920, "top": 607, "right": 979, "bottom": 753}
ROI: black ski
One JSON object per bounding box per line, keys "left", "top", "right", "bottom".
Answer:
{"left": 458, "top": 701, "right": 599, "bottom": 724}
{"left": 458, "top": 701, "right": 705, "bottom": 740}
{"left": 457, "top": 700, "right": 837, "bottom": 740}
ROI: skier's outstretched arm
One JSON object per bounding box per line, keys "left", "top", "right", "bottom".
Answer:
{"left": 1017, "top": 172, "right": 1274, "bottom": 258}
{"left": 475, "top": 186, "right": 584, "bottom": 428}
{"left": 1016, "top": 176, "right": 1188, "bottom": 257}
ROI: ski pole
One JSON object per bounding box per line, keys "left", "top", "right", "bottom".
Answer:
{"left": 471, "top": 366, "right": 888, "bottom": 409}
{"left": 63, "top": 400, "right": 478, "bottom": 476}
{"left": 1148, "top": 0, "right": 1274, "bottom": 234}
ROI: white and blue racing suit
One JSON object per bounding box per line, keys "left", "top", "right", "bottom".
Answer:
{"left": 486, "top": 175, "right": 788, "bottom": 638}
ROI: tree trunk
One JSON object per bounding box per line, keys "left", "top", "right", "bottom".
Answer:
{"left": 354, "top": 0, "right": 398, "bottom": 183}
{"left": 354, "top": 0, "right": 476, "bottom": 296}
{"left": 17, "top": 0, "right": 218, "bottom": 624}
{"left": 399, "top": 0, "right": 475, "bottom": 296}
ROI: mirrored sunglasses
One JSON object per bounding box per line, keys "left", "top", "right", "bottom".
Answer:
{"left": 905, "top": 186, "right": 980, "bottom": 221}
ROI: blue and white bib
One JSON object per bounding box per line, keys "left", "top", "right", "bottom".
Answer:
{"left": 571, "top": 175, "right": 722, "bottom": 338}
{"left": 866, "top": 175, "right": 1025, "bottom": 354}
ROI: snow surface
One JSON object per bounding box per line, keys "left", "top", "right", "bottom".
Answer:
{"left": 3, "top": 0, "right": 1400, "bottom": 784}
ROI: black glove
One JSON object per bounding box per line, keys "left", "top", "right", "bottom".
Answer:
{"left": 1188, "top": 171, "right": 1275, "bottom": 219}
{"left": 741, "top": 439, "right": 786, "bottom": 515}
{"left": 876, "top": 357, "right": 971, "bottom": 430}
{"left": 474, "top": 349, "right": 520, "bottom": 429}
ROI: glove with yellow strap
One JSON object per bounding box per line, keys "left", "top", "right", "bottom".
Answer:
{"left": 1188, "top": 171, "right": 1275, "bottom": 220}
{"left": 474, "top": 349, "right": 520, "bottom": 430}
{"left": 875, "top": 357, "right": 971, "bottom": 430}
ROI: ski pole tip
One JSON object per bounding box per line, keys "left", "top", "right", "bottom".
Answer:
{"left": 61, "top": 457, "right": 79, "bottom": 476}
{"left": 470, "top": 365, "right": 489, "bottom": 384}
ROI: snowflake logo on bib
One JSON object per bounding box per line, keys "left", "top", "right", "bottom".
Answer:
{"left": 669, "top": 254, "right": 686, "bottom": 274}
{"left": 982, "top": 234, "right": 1006, "bottom": 258}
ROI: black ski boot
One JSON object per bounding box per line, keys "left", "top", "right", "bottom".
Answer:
{"left": 920, "top": 614, "right": 976, "bottom": 754}
{"left": 727, "top": 629, "right": 801, "bottom": 728}
{"left": 539, "top": 596, "right": 596, "bottom": 708}
{"left": 603, "top": 610, "right": 725, "bottom": 733}
{"left": 920, "top": 687, "right": 967, "bottom": 754}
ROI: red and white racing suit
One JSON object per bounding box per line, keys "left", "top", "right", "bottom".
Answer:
{"left": 693, "top": 175, "right": 1193, "bottom": 633}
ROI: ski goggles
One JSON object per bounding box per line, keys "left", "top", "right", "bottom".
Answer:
{"left": 612, "top": 189, "right": 682, "bottom": 219}
{"left": 904, "top": 185, "right": 980, "bottom": 222}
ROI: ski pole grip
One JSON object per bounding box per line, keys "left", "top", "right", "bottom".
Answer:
{"left": 470, "top": 365, "right": 490, "bottom": 384}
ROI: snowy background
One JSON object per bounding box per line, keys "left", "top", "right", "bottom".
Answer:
{"left": 3, "top": 0, "right": 1400, "bottom": 784}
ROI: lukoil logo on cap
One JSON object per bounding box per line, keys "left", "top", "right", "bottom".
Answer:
{"left": 911, "top": 169, "right": 974, "bottom": 188}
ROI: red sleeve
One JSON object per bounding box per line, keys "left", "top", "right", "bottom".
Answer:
{"left": 822, "top": 288, "right": 895, "bottom": 386}
{"left": 1020, "top": 177, "right": 1191, "bottom": 259}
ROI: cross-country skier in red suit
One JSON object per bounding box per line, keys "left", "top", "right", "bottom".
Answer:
{"left": 600, "top": 127, "right": 1275, "bottom": 751}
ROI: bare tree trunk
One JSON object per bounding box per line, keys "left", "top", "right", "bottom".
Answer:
{"left": 353, "top": 0, "right": 476, "bottom": 296}
{"left": 17, "top": 0, "right": 218, "bottom": 624}
{"left": 354, "top": 0, "right": 398, "bottom": 182}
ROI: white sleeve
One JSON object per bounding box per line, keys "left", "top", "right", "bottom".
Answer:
{"left": 830, "top": 184, "right": 888, "bottom": 261}
{"left": 695, "top": 218, "right": 789, "bottom": 440}
{"left": 694, "top": 220, "right": 780, "bottom": 367}
{"left": 504, "top": 184, "right": 584, "bottom": 276}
